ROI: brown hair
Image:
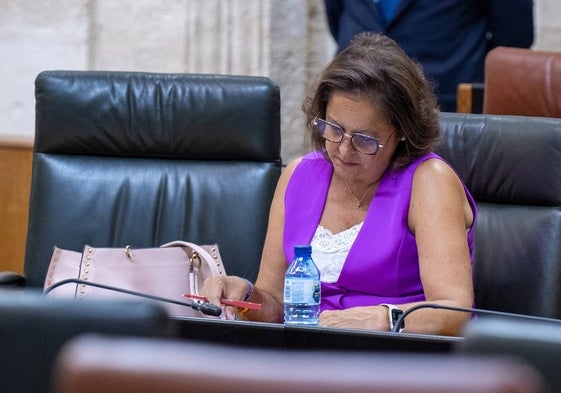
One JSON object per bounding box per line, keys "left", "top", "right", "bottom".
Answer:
{"left": 303, "top": 32, "right": 440, "bottom": 168}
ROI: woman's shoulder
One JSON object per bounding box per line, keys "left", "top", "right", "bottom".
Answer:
{"left": 300, "top": 151, "right": 327, "bottom": 163}
{"left": 285, "top": 151, "right": 329, "bottom": 173}
{"left": 413, "top": 153, "right": 464, "bottom": 189}
{"left": 281, "top": 152, "right": 332, "bottom": 192}
{"left": 282, "top": 156, "right": 302, "bottom": 180}
{"left": 415, "top": 153, "right": 457, "bottom": 175}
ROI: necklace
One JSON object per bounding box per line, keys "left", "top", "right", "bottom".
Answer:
{"left": 344, "top": 179, "right": 376, "bottom": 208}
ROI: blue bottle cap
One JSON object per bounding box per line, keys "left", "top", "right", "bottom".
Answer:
{"left": 294, "top": 245, "right": 312, "bottom": 254}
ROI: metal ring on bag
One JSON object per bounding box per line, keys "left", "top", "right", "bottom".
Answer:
{"left": 125, "top": 245, "right": 133, "bottom": 262}
{"left": 189, "top": 251, "right": 201, "bottom": 272}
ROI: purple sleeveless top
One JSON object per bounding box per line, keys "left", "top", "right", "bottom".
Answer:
{"left": 283, "top": 151, "right": 477, "bottom": 311}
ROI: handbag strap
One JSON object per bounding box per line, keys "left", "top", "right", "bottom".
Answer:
{"left": 160, "top": 240, "right": 226, "bottom": 277}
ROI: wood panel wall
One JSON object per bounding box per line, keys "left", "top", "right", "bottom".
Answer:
{"left": 0, "top": 137, "right": 33, "bottom": 274}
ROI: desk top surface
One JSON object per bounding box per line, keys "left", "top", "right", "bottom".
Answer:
{"left": 171, "top": 316, "right": 462, "bottom": 353}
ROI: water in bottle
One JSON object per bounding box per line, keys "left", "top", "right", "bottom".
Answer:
{"left": 284, "top": 244, "right": 321, "bottom": 326}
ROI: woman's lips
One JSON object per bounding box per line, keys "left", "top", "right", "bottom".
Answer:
{"left": 335, "top": 156, "right": 358, "bottom": 167}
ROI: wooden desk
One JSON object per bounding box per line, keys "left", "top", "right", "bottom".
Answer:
{"left": 171, "top": 316, "right": 461, "bottom": 353}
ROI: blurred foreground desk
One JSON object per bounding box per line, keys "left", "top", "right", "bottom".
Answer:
{"left": 171, "top": 316, "right": 460, "bottom": 353}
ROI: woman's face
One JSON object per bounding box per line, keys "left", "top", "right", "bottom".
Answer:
{"left": 324, "top": 92, "right": 399, "bottom": 183}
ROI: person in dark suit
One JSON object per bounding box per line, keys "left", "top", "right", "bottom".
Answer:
{"left": 324, "top": 0, "right": 534, "bottom": 112}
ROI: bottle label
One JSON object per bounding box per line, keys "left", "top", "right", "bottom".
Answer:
{"left": 284, "top": 278, "right": 320, "bottom": 305}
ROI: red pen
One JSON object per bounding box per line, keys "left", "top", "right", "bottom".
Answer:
{"left": 183, "top": 293, "right": 261, "bottom": 310}
{"left": 219, "top": 298, "right": 262, "bottom": 310}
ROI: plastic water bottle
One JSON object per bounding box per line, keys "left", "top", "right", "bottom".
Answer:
{"left": 284, "top": 244, "right": 321, "bottom": 326}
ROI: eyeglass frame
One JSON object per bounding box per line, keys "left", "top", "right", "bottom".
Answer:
{"left": 313, "top": 116, "right": 394, "bottom": 156}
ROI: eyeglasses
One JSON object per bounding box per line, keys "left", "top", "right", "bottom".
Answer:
{"left": 313, "top": 116, "right": 390, "bottom": 155}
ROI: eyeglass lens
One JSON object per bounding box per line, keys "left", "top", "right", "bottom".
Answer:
{"left": 314, "top": 118, "right": 381, "bottom": 155}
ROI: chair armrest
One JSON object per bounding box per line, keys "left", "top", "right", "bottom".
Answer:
{"left": 456, "top": 83, "right": 485, "bottom": 113}
{"left": 0, "top": 271, "right": 27, "bottom": 286}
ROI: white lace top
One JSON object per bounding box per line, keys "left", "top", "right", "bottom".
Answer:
{"left": 310, "top": 222, "right": 363, "bottom": 283}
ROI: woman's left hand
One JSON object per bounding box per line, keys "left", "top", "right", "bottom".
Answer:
{"left": 319, "top": 306, "right": 390, "bottom": 331}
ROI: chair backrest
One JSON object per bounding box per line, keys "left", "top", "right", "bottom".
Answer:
{"left": 484, "top": 47, "right": 561, "bottom": 117}
{"left": 0, "top": 291, "right": 171, "bottom": 393}
{"left": 25, "top": 71, "right": 282, "bottom": 287}
{"left": 459, "top": 317, "right": 561, "bottom": 393}
{"left": 53, "top": 334, "right": 545, "bottom": 393}
{"left": 436, "top": 113, "right": 561, "bottom": 318}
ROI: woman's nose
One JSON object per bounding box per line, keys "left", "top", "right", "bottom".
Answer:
{"left": 338, "top": 133, "right": 355, "bottom": 153}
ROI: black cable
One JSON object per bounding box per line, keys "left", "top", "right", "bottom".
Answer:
{"left": 392, "top": 303, "right": 561, "bottom": 333}
{"left": 42, "top": 278, "right": 222, "bottom": 317}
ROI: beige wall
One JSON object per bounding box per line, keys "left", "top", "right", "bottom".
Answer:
{"left": 0, "top": 0, "right": 335, "bottom": 163}
{"left": 0, "top": 0, "right": 558, "bottom": 163}
{"left": 534, "top": 0, "right": 561, "bottom": 50}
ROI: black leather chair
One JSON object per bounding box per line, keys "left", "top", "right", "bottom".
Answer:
{"left": 0, "top": 70, "right": 282, "bottom": 289}
{"left": 436, "top": 113, "right": 561, "bottom": 318}
{"left": 458, "top": 317, "right": 561, "bottom": 393}
{"left": 0, "top": 291, "right": 171, "bottom": 393}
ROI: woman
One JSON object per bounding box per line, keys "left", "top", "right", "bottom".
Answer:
{"left": 202, "top": 32, "right": 476, "bottom": 336}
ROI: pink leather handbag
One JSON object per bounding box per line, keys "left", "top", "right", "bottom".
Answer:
{"left": 43, "top": 240, "right": 226, "bottom": 317}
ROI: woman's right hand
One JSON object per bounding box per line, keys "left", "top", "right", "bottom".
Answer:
{"left": 200, "top": 275, "right": 250, "bottom": 320}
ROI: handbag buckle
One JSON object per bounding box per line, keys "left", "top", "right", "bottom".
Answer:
{"left": 189, "top": 251, "right": 201, "bottom": 272}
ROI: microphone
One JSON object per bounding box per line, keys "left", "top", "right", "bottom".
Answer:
{"left": 391, "top": 303, "right": 561, "bottom": 333}
{"left": 42, "top": 278, "right": 222, "bottom": 317}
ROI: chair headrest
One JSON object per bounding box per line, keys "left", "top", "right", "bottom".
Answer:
{"left": 437, "top": 112, "right": 561, "bottom": 206}
{"left": 484, "top": 47, "right": 561, "bottom": 118}
{"left": 34, "top": 71, "right": 281, "bottom": 162}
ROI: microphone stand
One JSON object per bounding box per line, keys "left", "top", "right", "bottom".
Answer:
{"left": 42, "top": 278, "right": 222, "bottom": 317}
{"left": 392, "top": 303, "right": 561, "bottom": 333}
